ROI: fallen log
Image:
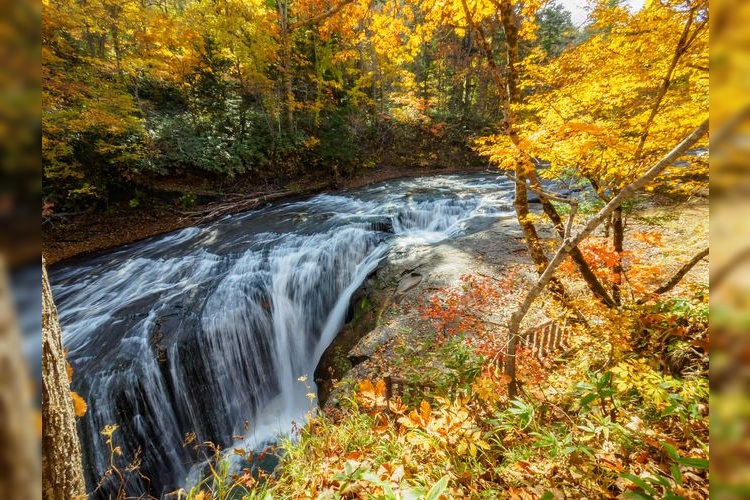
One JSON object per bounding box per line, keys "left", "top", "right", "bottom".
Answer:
{"left": 179, "top": 182, "right": 331, "bottom": 223}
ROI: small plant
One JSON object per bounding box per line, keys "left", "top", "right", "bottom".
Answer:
{"left": 331, "top": 346, "right": 351, "bottom": 375}
{"left": 620, "top": 442, "right": 708, "bottom": 499}
{"left": 94, "top": 424, "right": 154, "bottom": 499}
{"left": 179, "top": 192, "right": 198, "bottom": 208}
{"left": 129, "top": 189, "right": 147, "bottom": 209}
{"left": 530, "top": 427, "right": 593, "bottom": 460}
{"left": 439, "top": 335, "right": 484, "bottom": 395}
{"left": 572, "top": 371, "right": 618, "bottom": 419}
{"left": 489, "top": 398, "right": 536, "bottom": 434}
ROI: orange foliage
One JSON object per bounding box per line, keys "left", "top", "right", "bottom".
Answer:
{"left": 420, "top": 274, "right": 511, "bottom": 336}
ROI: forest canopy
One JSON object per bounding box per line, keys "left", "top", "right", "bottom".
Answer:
{"left": 42, "top": 0, "right": 584, "bottom": 210}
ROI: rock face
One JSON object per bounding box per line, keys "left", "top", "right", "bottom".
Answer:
{"left": 315, "top": 215, "right": 533, "bottom": 409}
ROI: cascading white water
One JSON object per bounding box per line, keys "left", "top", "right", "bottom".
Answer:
{"left": 49, "top": 174, "right": 515, "bottom": 497}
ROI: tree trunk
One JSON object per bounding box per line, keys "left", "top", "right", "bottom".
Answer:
{"left": 280, "top": 31, "right": 294, "bottom": 130}
{"left": 42, "top": 257, "right": 87, "bottom": 500}
{"left": 0, "top": 260, "right": 41, "bottom": 499}
{"left": 529, "top": 172, "right": 616, "bottom": 307}
{"left": 612, "top": 205, "right": 624, "bottom": 305}
{"left": 277, "top": 0, "right": 294, "bottom": 131}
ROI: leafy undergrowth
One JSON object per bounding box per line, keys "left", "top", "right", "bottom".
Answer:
{"left": 183, "top": 271, "right": 709, "bottom": 499}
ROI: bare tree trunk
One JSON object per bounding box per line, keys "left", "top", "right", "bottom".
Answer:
{"left": 528, "top": 171, "right": 616, "bottom": 307}
{"left": 612, "top": 205, "right": 624, "bottom": 305}
{"left": 0, "top": 260, "right": 41, "bottom": 499}
{"left": 504, "top": 120, "right": 708, "bottom": 397}
{"left": 42, "top": 257, "right": 87, "bottom": 500}
{"left": 459, "top": 0, "right": 573, "bottom": 388}
{"left": 277, "top": 0, "right": 294, "bottom": 131}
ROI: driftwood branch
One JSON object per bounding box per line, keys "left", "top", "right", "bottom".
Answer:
{"left": 504, "top": 119, "right": 709, "bottom": 396}
{"left": 180, "top": 183, "right": 329, "bottom": 223}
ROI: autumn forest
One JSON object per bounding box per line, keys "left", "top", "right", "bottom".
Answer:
{"left": 42, "top": 0, "right": 710, "bottom": 497}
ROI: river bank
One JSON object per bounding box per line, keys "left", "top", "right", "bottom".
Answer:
{"left": 50, "top": 173, "right": 520, "bottom": 496}
{"left": 43, "top": 164, "right": 488, "bottom": 266}
{"left": 46, "top": 170, "right": 709, "bottom": 497}
{"left": 273, "top": 195, "right": 710, "bottom": 498}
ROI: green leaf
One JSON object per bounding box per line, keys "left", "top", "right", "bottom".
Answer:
{"left": 426, "top": 475, "right": 449, "bottom": 500}
{"left": 662, "top": 442, "right": 680, "bottom": 461}
{"left": 579, "top": 393, "right": 598, "bottom": 407}
{"left": 645, "top": 474, "right": 670, "bottom": 488}
{"left": 599, "top": 388, "right": 617, "bottom": 398}
{"left": 621, "top": 491, "right": 653, "bottom": 500}
{"left": 677, "top": 457, "right": 709, "bottom": 469}
{"left": 661, "top": 404, "right": 679, "bottom": 417}
{"left": 541, "top": 491, "right": 554, "bottom": 500}
{"left": 670, "top": 463, "right": 683, "bottom": 485}
{"left": 361, "top": 472, "right": 382, "bottom": 484}
{"left": 621, "top": 473, "right": 657, "bottom": 495}
{"left": 575, "top": 382, "right": 595, "bottom": 392}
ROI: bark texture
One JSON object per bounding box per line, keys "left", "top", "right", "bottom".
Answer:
{"left": 42, "top": 257, "right": 87, "bottom": 500}
{"left": 0, "top": 259, "right": 41, "bottom": 499}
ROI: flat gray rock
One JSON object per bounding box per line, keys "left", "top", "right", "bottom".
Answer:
{"left": 396, "top": 272, "right": 423, "bottom": 294}
{"left": 347, "top": 326, "right": 395, "bottom": 365}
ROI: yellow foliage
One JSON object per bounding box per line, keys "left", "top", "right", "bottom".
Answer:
{"left": 478, "top": 0, "right": 708, "bottom": 195}
{"left": 396, "top": 395, "right": 490, "bottom": 457}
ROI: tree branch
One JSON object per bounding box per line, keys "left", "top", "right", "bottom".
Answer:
{"left": 505, "top": 172, "right": 574, "bottom": 204}
{"left": 289, "top": 0, "right": 356, "bottom": 31}
{"left": 637, "top": 247, "right": 708, "bottom": 301}
{"left": 507, "top": 171, "right": 617, "bottom": 307}
{"left": 505, "top": 119, "right": 709, "bottom": 396}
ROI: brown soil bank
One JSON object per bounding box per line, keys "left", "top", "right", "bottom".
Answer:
{"left": 42, "top": 164, "right": 487, "bottom": 266}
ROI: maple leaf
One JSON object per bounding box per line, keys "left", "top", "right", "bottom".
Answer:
{"left": 71, "top": 391, "right": 87, "bottom": 417}
{"left": 357, "top": 379, "right": 389, "bottom": 409}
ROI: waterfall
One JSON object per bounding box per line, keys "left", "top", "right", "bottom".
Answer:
{"left": 49, "top": 174, "right": 514, "bottom": 497}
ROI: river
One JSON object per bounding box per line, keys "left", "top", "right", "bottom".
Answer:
{"left": 49, "top": 173, "right": 517, "bottom": 497}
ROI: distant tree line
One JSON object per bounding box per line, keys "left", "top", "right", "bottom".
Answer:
{"left": 42, "top": 0, "right": 575, "bottom": 211}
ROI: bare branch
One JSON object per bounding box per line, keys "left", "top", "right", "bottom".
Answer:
{"left": 637, "top": 247, "right": 708, "bottom": 302}
{"left": 289, "top": 0, "right": 356, "bottom": 31}
{"left": 712, "top": 247, "right": 750, "bottom": 290}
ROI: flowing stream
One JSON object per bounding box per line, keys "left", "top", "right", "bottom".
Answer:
{"left": 50, "top": 173, "right": 516, "bottom": 497}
